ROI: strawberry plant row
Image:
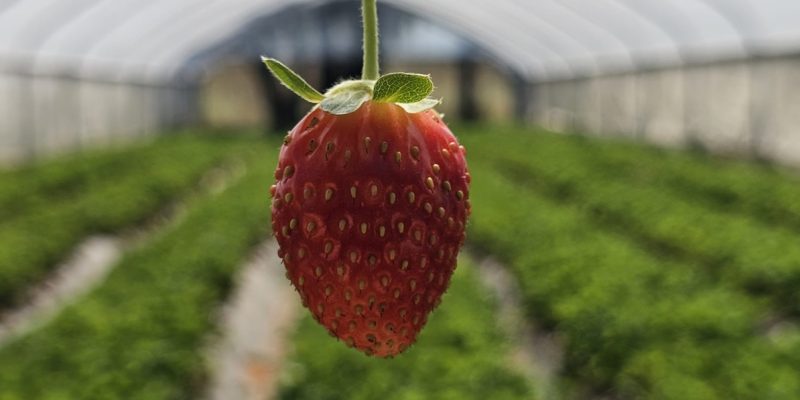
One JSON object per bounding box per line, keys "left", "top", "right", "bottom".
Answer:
{"left": 0, "top": 132, "right": 241, "bottom": 223}
{"left": 464, "top": 131, "right": 800, "bottom": 316}
{"left": 463, "top": 125, "right": 800, "bottom": 233}
{"left": 557, "top": 130, "right": 800, "bottom": 231}
{"left": 0, "top": 141, "right": 276, "bottom": 400}
{"left": 277, "top": 258, "right": 534, "bottom": 400}
{"left": 467, "top": 160, "right": 799, "bottom": 399}
{"left": 0, "top": 135, "right": 255, "bottom": 306}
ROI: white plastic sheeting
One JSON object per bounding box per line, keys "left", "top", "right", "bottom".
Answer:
{"left": 1, "top": 0, "right": 799, "bottom": 83}
{"left": 3, "top": 0, "right": 800, "bottom": 166}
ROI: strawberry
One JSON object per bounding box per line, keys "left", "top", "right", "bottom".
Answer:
{"left": 264, "top": 0, "right": 470, "bottom": 357}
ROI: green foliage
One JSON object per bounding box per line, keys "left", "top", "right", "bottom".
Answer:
{"left": 4, "top": 123, "right": 800, "bottom": 399}
{"left": 278, "top": 259, "right": 534, "bottom": 400}
{"left": 463, "top": 128, "right": 800, "bottom": 315}
{"left": 0, "top": 135, "right": 208, "bottom": 221}
{"left": 551, "top": 128, "right": 800, "bottom": 232}
{"left": 0, "top": 134, "right": 252, "bottom": 306}
{"left": 0, "top": 140, "right": 277, "bottom": 400}
{"left": 458, "top": 127, "right": 800, "bottom": 398}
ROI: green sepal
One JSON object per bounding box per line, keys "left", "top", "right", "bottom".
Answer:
{"left": 320, "top": 81, "right": 373, "bottom": 115}
{"left": 261, "top": 57, "right": 325, "bottom": 103}
{"left": 373, "top": 73, "right": 434, "bottom": 103}
{"left": 397, "top": 98, "right": 441, "bottom": 114}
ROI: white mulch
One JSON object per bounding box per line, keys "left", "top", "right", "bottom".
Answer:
{"left": 206, "top": 240, "right": 300, "bottom": 400}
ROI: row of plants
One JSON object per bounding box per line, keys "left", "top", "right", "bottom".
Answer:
{"left": 0, "top": 132, "right": 240, "bottom": 223}
{"left": 557, "top": 129, "right": 800, "bottom": 232}
{"left": 0, "top": 134, "right": 256, "bottom": 306}
{"left": 277, "top": 257, "right": 534, "bottom": 400}
{"left": 466, "top": 158, "right": 799, "bottom": 399}
{"left": 0, "top": 140, "right": 277, "bottom": 400}
{"left": 462, "top": 130, "right": 800, "bottom": 316}
{"left": 461, "top": 124, "right": 800, "bottom": 232}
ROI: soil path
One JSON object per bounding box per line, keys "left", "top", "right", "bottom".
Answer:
{"left": 0, "top": 236, "right": 122, "bottom": 344}
{"left": 206, "top": 240, "right": 299, "bottom": 400}
{"left": 473, "top": 253, "right": 565, "bottom": 400}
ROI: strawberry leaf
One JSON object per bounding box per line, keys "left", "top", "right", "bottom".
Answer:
{"left": 397, "top": 98, "right": 441, "bottom": 114}
{"left": 262, "top": 57, "right": 325, "bottom": 103}
{"left": 372, "top": 73, "right": 434, "bottom": 103}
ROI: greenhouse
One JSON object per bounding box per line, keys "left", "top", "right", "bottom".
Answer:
{"left": 1, "top": 1, "right": 800, "bottom": 399}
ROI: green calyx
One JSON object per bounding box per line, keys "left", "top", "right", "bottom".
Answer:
{"left": 261, "top": 0, "right": 441, "bottom": 115}
{"left": 260, "top": 61, "right": 440, "bottom": 116}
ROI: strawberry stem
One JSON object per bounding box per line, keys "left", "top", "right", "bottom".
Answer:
{"left": 361, "top": 0, "right": 380, "bottom": 81}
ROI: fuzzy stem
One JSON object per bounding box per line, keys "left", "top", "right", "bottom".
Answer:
{"left": 361, "top": 0, "right": 380, "bottom": 80}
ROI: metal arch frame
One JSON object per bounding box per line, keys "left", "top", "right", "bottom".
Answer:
{"left": 0, "top": 0, "right": 181, "bottom": 83}
{"left": 173, "top": 0, "right": 400, "bottom": 79}
{"left": 122, "top": 0, "right": 246, "bottom": 81}
{"left": 535, "top": 0, "right": 637, "bottom": 76}
{"left": 393, "top": 0, "right": 698, "bottom": 80}
{"left": 176, "top": 2, "right": 326, "bottom": 75}
{"left": 82, "top": 0, "right": 235, "bottom": 83}
{"left": 35, "top": 0, "right": 153, "bottom": 57}
{"left": 0, "top": 0, "right": 783, "bottom": 85}
{"left": 694, "top": 0, "right": 760, "bottom": 54}
{"left": 615, "top": 1, "right": 703, "bottom": 47}
{"left": 164, "top": 0, "right": 620, "bottom": 82}
{"left": 500, "top": 1, "right": 605, "bottom": 77}
{"left": 39, "top": 0, "right": 534, "bottom": 83}
{"left": 507, "top": 0, "right": 697, "bottom": 78}
{"left": 155, "top": 0, "right": 549, "bottom": 81}
{"left": 383, "top": 0, "right": 558, "bottom": 79}
{"left": 609, "top": 0, "right": 691, "bottom": 63}
{"left": 170, "top": 0, "right": 548, "bottom": 81}
{"left": 122, "top": 0, "right": 682, "bottom": 82}
{"left": 555, "top": 0, "right": 682, "bottom": 72}
{"left": 402, "top": 0, "right": 583, "bottom": 77}
{"left": 165, "top": 0, "right": 563, "bottom": 82}
{"left": 619, "top": 0, "right": 748, "bottom": 63}
{"left": 30, "top": 0, "right": 138, "bottom": 75}
{"left": 76, "top": 1, "right": 178, "bottom": 83}
{"left": 417, "top": 8, "right": 574, "bottom": 77}
{"left": 173, "top": 0, "right": 537, "bottom": 81}
{"left": 1, "top": 0, "right": 107, "bottom": 58}
{"left": 139, "top": 0, "right": 311, "bottom": 82}
{"left": 376, "top": 1, "right": 556, "bottom": 77}
{"left": 488, "top": 0, "right": 601, "bottom": 78}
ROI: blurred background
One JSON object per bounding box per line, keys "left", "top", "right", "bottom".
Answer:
{"left": 1, "top": 1, "right": 800, "bottom": 399}
{"left": 2, "top": 0, "right": 798, "bottom": 165}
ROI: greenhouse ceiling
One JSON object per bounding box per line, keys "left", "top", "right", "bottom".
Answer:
{"left": 1, "top": 0, "right": 799, "bottom": 84}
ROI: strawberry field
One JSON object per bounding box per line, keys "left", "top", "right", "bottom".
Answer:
{"left": 0, "top": 125, "right": 799, "bottom": 399}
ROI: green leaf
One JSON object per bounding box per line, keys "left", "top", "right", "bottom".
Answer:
{"left": 397, "top": 98, "right": 441, "bottom": 114}
{"left": 372, "top": 73, "right": 434, "bottom": 103}
{"left": 261, "top": 57, "right": 325, "bottom": 103}
{"left": 320, "top": 89, "right": 371, "bottom": 115}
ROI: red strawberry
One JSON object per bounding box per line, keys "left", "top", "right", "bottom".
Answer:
{"left": 270, "top": 101, "right": 470, "bottom": 356}
{"left": 263, "top": 0, "right": 470, "bottom": 357}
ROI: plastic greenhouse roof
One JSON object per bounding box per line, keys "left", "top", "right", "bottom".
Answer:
{"left": 1, "top": 0, "right": 799, "bottom": 84}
